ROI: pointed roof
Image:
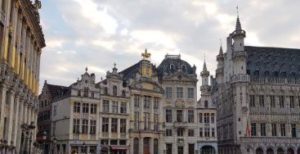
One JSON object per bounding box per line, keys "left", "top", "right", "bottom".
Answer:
{"left": 219, "top": 45, "right": 223, "bottom": 55}
{"left": 235, "top": 16, "right": 242, "bottom": 31}
{"left": 201, "top": 61, "right": 210, "bottom": 77}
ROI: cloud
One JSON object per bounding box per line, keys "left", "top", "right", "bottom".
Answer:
{"left": 39, "top": 0, "right": 300, "bottom": 98}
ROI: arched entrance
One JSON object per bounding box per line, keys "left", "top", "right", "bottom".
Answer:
{"left": 256, "top": 148, "right": 263, "bottom": 154}
{"left": 201, "top": 145, "right": 216, "bottom": 154}
{"left": 143, "top": 137, "right": 150, "bottom": 154}
{"left": 288, "top": 148, "right": 295, "bottom": 154}
{"left": 267, "top": 148, "right": 274, "bottom": 154}
{"left": 133, "top": 138, "right": 139, "bottom": 154}
{"left": 277, "top": 148, "right": 284, "bottom": 154}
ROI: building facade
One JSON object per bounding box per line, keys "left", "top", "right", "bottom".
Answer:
{"left": 212, "top": 16, "right": 300, "bottom": 154}
{"left": 0, "top": 0, "right": 45, "bottom": 153}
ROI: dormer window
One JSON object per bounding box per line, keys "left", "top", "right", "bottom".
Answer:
{"left": 122, "top": 90, "right": 126, "bottom": 97}
{"left": 170, "top": 64, "right": 175, "bottom": 72}
{"left": 77, "top": 90, "right": 81, "bottom": 97}
{"left": 204, "top": 100, "right": 208, "bottom": 108}
{"left": 182, "top": 65, "right": 186, "bottom": 72}
{"left": 103, "top": 87, "right": 108, "bottom": 95}
{"left": 113, "top": 86, "right": 117, "bottom": 96}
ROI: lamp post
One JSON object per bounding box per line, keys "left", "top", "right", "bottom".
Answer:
{"left": 52, "top": 137, "right": 57, "bottom": 154}
{"left": 42, "top": 131, "right": 47, "bottom": 154}
{"left": 28, "top": 122, "right": 36, "bottom": 154}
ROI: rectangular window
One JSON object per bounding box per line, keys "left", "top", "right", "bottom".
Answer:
{"left": 154, "top": 114, "right": 159, "bottom": 131}
{"left": 290, "top": 96, "right": 295, "bottom": 108}
{"left": 166, "top": 129, "right": 172, "bottom": 136}
{"left": 259, "top": 95, "right": 264, "bottom": 107}
{"left": 120, "top": 102, "right": 127, "bottom": 113}
{"left": 260, "top": 123, "right": 266, "bottom": 136}
{"left": 166, "top": 144, "right": 172, "bottom": 154}
{"left": 189, "top": 144, "right": 195, "bottom": 154}
{"left": 112, "top": 101, "right": 118, "bottom": 113}
{"left": 291, "top": 123, "right": 297, "bottom": 138}
{"left": 166, "top": 109, "right": 172, "bottom": 123}
{"left": 154, "top": 97, "right": 159, "bottom": 109}
{"left": 199, "top": 128, "right": 203, "bottom": 137}
{"left": 102, "top": 118, "right": 109, "bottom": 133}
{"left": 144, "top": 112, "right": 150, "bottom": 130}
{"left": 212, "top": 128, "right": 215, "bottom": 137}
{"left": 111, "top": 118, "right": 118, "bottom": 133}
{"left": 272, "top": 123, "right": 277, "bottom": 136}
{"left": 250, "top": 95, "right": 255, "bottom": 107}
{"left": 188, "top": 129, "right": 194, "bottom": 137}
{"left": 279, "top": 96, "right": 284, "bottom": 108}
{"left": 83, "top": 103, "right": 89, "bottom": 113}
{"left": 73, "top": 119, "right": 80, "bottom": 134}
{"left": 280, "top": 124, "right": 285, "bottom": 136}
{"left": 166, "top": 87, "right": 172, "bottom": 99}
{"left": 177, "top": 128, "right": 184, "bottom": 136}
{"left": 204, "top": 128, "right": 210, "bottom": 137}
{"left": 134, "top": 95, "right": 140, "bottom": 107}
{"left": 82, "top": 119, "right": 88, "bottom": 134}
{"left": 187, "top": 88, "right": 194, "bottom": 98}
{"left": 270, "top": 96, "right": 275, "bottom": 108}
{"left": 120, "top": 119, "right": 126, "bottom": 133}
{"left": 103, "top": 100, "right": 109, "bottom": 113}
{"left": 176, "top": 110, "right": 183, "bottom": 122}
{"left": 74, "top": 102, "right": 81, "bottom": 113}
{"left": 199, "top": 113, "right": 203, "bottom": 123}
{"left": 177, "top": 87, "right": 183, "bottom": 98}
{"left": 90, "top": 120, "right": 96, "bottom": 134}
{"left": 144, "top": 96, "right": 151, "bottom": 109}
{"left": 134, "top": 112, "right": 139, "bottom": 130}
{"left": 251, "top": 123, "right": 256, "bottom": 136}
{"left": 211, "top": 113, "right": 215, "bottom": 123}
{"left": 204, "top": 113, "right": 210, "bottom": 123}
{"left": 90, "top": 104, "right": 97, "bottom": 114}
{"left": 188, "top": 110, "right": 194, "bottom": 123}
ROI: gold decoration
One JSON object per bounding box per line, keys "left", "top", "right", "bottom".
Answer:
{"left": 141, "top": 48, "right": 151, "bottom": 60}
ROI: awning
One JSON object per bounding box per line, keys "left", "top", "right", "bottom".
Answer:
{"left": 110, "top": 145, "right": 128, "bottom": 150}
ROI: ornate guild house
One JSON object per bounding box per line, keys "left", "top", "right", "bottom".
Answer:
{"left": 0, "top": 0, "right": 45, "bottom": 153}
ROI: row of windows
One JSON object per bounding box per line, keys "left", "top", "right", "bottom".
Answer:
{"left": 73, "top": 102, "right": 97, "bottom": 114}
{"left": 165, "top": 87, "right": 194, "bottom": 99}
{"left": 165, "top": 110, "right": 215, "bottom": 124}
{"left": 133, "top": 112, "right": 159, "bottom": 131}
{"left": 251, "top": 123, "right": 297, "bottom": 137}
{"left": 250, "top": 95, "right": 300, "bottom": 108}
{"left": 166, "top": 143, "right": 195, "bottom": 154}
{"left": 77, "top": 88, "right": 96, "bottom": 98}
{"left": 102, "top": 86, "right": 127, "bottom": 97}
{"left": 133, "top": 95, "right": 160, "bottom": 109}
{"left": 102, "top": 100, "right": 127, "bottom": 114}
{"left": 102, "top": 118, "right": 127, "bottom": 133}
{"left": 73, "top": 119, "right": 96, "bottom": 134}
{"left": 165, "top": 128, "right": 215, "bottom": 137}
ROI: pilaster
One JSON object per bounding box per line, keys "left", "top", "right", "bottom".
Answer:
{"left": 0, "top": 85, "right": 7, "bottom": 139}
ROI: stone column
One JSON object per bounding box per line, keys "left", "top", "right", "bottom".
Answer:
{"left": 0, "top": 85, "right": 7, "bottom": 139}
{"left": 139, "top": 137, "right": 143, "bottom": 154}
{"left": 16, "top": 98, "right": 24, "bottom": 152}
{"left": 7, "top": 90, "right": 15, "bottom": 145}
{"left": 13, "top": 95, "right": 20, "bottom": 147}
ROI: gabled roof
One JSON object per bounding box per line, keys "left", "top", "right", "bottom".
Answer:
{"left": 44, "top": 83, "right": 70, "bottom": 100}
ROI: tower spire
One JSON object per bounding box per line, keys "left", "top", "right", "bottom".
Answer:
{"left": 235, "top": 5, "right": 242, "bottom": 31}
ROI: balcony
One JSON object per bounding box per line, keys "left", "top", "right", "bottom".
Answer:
{"left": 173, "top": 121, "right": 187, "bottom": 128}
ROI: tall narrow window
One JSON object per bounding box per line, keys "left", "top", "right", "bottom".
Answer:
{"left": 188, "top": 110, "right": 194, "bottom": 123}
{"left": 199, "top": 128, "right": 203, "bottom": 137}
{"left": 204, "top": 128, "right": 210, "bottom": 137}
{"left": 270, "top": 95, "right": 275, "bottom": 108}
{"left": 260, "top": 123, "right": 266, "bottom": 136}
{"left": 212, "top": 128, "right": 215, "bottom": 137}
{"left": 112, "top": 101, "right": 118, "bottom": 113}
{"left": 154, "top": 97, "right": 159, "bottom": 109}
{"left": 90, "top": 120, "right": 96, "bottom": 134}
{"left": 90, "top": 104, "right": 97, "bottom": 114}
{"left": 74, "top": 102, "right": 81, "bottom": 113}
{"left": 187, "top": 88, "right": 194, "bottom": 98}
{"left": 144, "top": 112, "right": 150, "bottom": 130}
{"left": 134, "top": 112, "right": 140, "bottom": 130}
{"left": 111, "top": 118, "right": 118, "bottom": 133}
{"left": 250, "top": 95, "right": 255, "bottom": 107}
{"left": 113, "top": 85, "right": 117, "bottom": 96}
{"left": 134, "top": 95, "right": 140, "bottom": 107}
{"left": 166, "top": 109, "right": 172, "bottom": 123}
{"left": 166, "top": 87, "right": 172, "bottom": 99}
{"left": 204, "top": 100, "right": 208, "bottom": 108}
{"left": 176, "top": 110, "right": 183, "bottom": 122}
{"left": 272, "top": 123, "right": 277, "bottom": 136}
{"left": 280, "top": 124, "right": 285, "bottom": 136}
{"left": 103, "top": 100, "right": 109, "bottom": 113}
{"left": 102, "top": 118, "right": 109, "bottom": 133}
{"left": 154, "top": 114, "right": 159, "bottom": 131}
{"left": 120, "top": 102, "right": 127, "bottom": 113}
{"left": 259, "top": 95, "right": 264, "bottom": 107}
{"left": 279, "top": 96, "right": 284, "bottom": 108}
{"left": 290, "top": 96, "right": 295, "bottom": 108}
{"left": 177, "top": 87, "right": 183, "bottom": 98}
{"left": 120, "top": 119, "right": 126, "bottom": 133}
{"left": 204, "top": 113, "right": 210, "bottom": 123}
{"left": 199, "top": 113, "right": 203, "bottom": 123}
{"left": 211, "top": 113, "right": 215, "bottom": 123}
{"left": 82, "top": 103, "right": 89, "bottom": 113}
{"left": 144, "top": 96, "right": 151, "bottom": 109}
{"left": 73, "top": 119, "right": 80, "bottom": 134}
{"left": 83, "top": 87, "right": 89, "bottom": 97}
{"left": 291, "top": 124, "right": 297, "bottom": 137}
{"left": 251, "top": 123, "right": 256, "bottom": 136}
{"left": 82, "top": 119, "right": 88, "bottom": 134}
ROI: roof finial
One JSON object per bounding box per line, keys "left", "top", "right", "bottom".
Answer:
{"left": 141, "top": 48, "right": 151, "bottom": 60}
{"left": 236, "top": 4, "right": 239, "bottom": 17}
{"left": 85, "top": 67, "right": 88, "bottom": 72}
{"left": 235, "top": 4, "right": 242, "bottom": 31}
{"left": 113, "top": 62, "right": 118, "bottom": 73}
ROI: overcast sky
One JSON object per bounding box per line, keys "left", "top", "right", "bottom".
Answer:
{"left": 39, "top": 0, "right": 300, "bottom": 95}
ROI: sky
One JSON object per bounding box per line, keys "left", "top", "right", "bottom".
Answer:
{"left": 39, "top": 0, "right": 300, "bottom": 95}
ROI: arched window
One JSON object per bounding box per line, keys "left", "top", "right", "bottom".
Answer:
{"left": 204, "top": 100, "right": 208, "bottom": 108}
{"left": 256, "top": 148, "right": 263, "bottom": 154}
{"left": 254, "top": 70, "right": 259, "bottom": 76}
{"left": 287, "top": 148, "right": 294, "bottom": 154}
{"left": 133, "top": 138, "right": 139, "bottom": 154}
{"left": 273, "top": 71, "right": 279, "bottom": 77}
{"left": 267, "top": 148, "right": 274, "bottom": 154}
{"left": 277, "top": 148, "right": 284, "bottom": 154}
{"left": 113, "top": 86, "right": 117, "bottom": 96}
{"left": 264, "top": 71, "right": 270, "bottom": 77}
{"left": 280, "top": 72, "right": 287, "bottom": 78}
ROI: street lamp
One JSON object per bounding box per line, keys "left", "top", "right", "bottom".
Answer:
{"left": 28, "top": 122, "right": 36, "bottom": 154}
{"left": 42, "top": 131, "right": 47, "bottom": 154}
